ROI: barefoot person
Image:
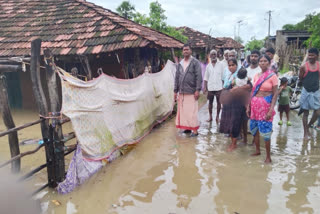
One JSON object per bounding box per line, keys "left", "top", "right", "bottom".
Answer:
{"left": 220, "top": 60, "right": 251, "bottom": 151}
{"left": 174, "top": 44, "right": 202, "bottom": 137}
{"left": 248, "top": 55, "right": 279, "bottom": 163}
{"left": 299, "top": 48, "right": 320, "bottom": 139}
{"left": 203, "top": 50, "right": 224, "bottom": 123}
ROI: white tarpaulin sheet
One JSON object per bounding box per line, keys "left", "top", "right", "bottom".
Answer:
{"left": 58, "top": 60, "right": 176, "bottom": 160}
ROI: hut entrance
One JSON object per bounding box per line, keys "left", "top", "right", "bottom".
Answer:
{"left": 4, "top": 72, "right": 22, "bottom": 109}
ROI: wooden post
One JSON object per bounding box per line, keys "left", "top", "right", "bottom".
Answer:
{"left": 0, "top": 73, "right": 20, "bottom": 173}
{"left": 83, "top": 56, "right": 92, "bottom": 80}
{"left": 30, "top": 39, "right": 56, "bottom": 188}
{"left": 134, "top": 48, "right": 143, "bottom": 76}
{"left": 170, "top": 48, "right": 177, "bottom": 63}
{"left": 44, "top": 49, "right": 65, "bottom": 183}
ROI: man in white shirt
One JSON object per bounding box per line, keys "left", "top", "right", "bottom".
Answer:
{"left": 220, "top": 50, "right": 229, "bottom": 71}
{"left": 246, "top": 50, "right": 261, "bottom": 81}
{"left": 203, "top": 50, "right": 224, "bottom": 123}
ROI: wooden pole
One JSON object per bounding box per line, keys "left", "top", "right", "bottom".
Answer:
{"left": 30, "top": 39, "right": 56, "bottom": 188}
{"left": 0, "top": 73, "right": 20, "bottom": 173}
{"left": 170, "top": 48, "right": 177, "bottom": 63}
{"left": 44, "top": 49, "right": 65, "bottom": 183}
{"left": 83, "top": 56, "right": 92, "bottom": 80}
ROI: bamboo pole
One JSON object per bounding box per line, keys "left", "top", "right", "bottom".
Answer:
{"left": 0, "top": 73, "right": 20, "bottom": 173}
{"left": 30, "top": 39, "right": 56, "bottom": 188}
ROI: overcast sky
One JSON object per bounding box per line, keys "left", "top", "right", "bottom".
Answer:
{"left": 91, "top": 0, "right": 320, "bottom": 44}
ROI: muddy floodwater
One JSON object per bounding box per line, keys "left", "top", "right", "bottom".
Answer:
{"left": 1, "top": 103, "right": 320, "bottom": 214}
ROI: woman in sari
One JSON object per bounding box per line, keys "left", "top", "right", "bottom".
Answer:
{"left": 220, "top": 59, "right": 251, "bottom": 151}
{"left": 248, "top": 55, "right": 279, "bottom": 163}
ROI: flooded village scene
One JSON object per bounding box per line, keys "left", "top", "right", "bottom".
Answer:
{"left": 1, "top": 0, "right": 320, "bottom": 213}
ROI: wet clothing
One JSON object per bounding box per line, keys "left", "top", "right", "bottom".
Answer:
{"left": 302, "top": 61, "right": 320, "bottom": 92}
{"left": 176, "top": 94, "right": 199, "bottom": 131}
{"left": 278, "top": 86, "right": 292, "bottom": 105}
{"left": 174, "top": 57, "right": 202, "bottom": 94}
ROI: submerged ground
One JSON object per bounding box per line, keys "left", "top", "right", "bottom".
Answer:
{"left": 1, "top": 102, "right": 320, "bottom": 214}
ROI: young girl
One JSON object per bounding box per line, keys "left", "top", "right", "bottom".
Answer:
{"left": 278, "top": 77, "right": 292, "bottom": 126}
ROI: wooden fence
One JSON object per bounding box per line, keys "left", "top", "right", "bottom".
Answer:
{"left": 0, "top": 39, "right": 77, "bottom": 195}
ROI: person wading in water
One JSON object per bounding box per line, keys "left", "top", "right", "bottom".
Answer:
{"left": 299, "top": 48, "right": 320, "bottom": 139}
{"left": 174, "top": 44, "right": 202, "bottom": 137}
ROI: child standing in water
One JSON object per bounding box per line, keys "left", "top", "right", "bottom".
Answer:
{"left": 278, "top": 77, "right": 292, "bottom": 126}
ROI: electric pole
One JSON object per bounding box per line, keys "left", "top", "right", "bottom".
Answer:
{"left": 237, "top": 20, "right": 243, "bottom": 39}
{"left": 267, "top": 10, "right": 273, "bottom": 37}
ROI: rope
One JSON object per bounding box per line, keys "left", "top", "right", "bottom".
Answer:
{"left": 39, "top": 112, "right": 63, "bottom": 120}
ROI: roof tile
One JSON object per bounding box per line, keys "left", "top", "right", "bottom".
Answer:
{"left": 0, "top": 0, "right": 183, "bottom": 57}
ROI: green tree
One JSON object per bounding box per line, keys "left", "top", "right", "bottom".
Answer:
{"left": 148, "top": 1, "right": 167, "bottom": 31}
{"left": 119, "top": 1, "right": 187, "bottom": 43}
{"left": 245, "top": 37, "right": 264, "bottom": 50}
{"left": 282, "top": 13, "right": 316, "bottom": 31}
{"left": 116, "top": 1, "right": 136, "bottom": 20}
{"left": 282, "top": 24, "right": 296, "bottom": 30}
{"left": 306, "top": 13, "right": 320, "bottom": 49}
{"left": 282, "top": 12, "right": 320, "bottom": 49}
{"left": 133, "top": 12, "right": 149, "bottom": 25}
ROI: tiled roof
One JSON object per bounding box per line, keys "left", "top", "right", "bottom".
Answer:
{"left": 176, "top": 26, "right": 223, "bottom": 49}
{"left": 216, "top": 37, "right": 244, "bottom": 49}
{"left": 0, "top": 0, "right": 183, "bottom": 57}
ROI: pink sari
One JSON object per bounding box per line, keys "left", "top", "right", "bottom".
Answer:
{"left": 250, "top": 70, "right": 276, "bottom": 122}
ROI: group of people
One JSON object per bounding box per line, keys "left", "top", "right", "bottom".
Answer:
{"left": 174, "top": 43, "right": 320, "bottom": 163}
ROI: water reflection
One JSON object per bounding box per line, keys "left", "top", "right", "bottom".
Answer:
{"left": 171, "top": 135, "right": 202, "bottom": 209}
{"left": 2, "top": 105, "right": 320, "bottom": 213}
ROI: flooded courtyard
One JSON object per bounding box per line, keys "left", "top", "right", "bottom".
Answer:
{"left": 1, "top": 103, "right": 320, "bottom": 214}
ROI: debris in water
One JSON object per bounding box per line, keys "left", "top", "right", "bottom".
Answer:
{"left": 51, "top": 200, "right": 61, "bottom": 206}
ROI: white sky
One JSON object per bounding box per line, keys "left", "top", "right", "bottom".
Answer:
{"left": 90, "top": 0, "right": 320, "bottom": 44}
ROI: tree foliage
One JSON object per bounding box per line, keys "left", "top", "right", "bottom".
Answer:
{"left": 116, "top": 1, "right": 136, "bottom": 20}
{"left": 306, "top": 13, "right": 320, "bottom": 49}
{"left": 117, "top": 1, "right": 187, "bottom": 43}
{"left": 282, "top": 12, "right": 320, "bottom": 49}
{"left": 245, "top": 37, "right": 264, "bottom": 50}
